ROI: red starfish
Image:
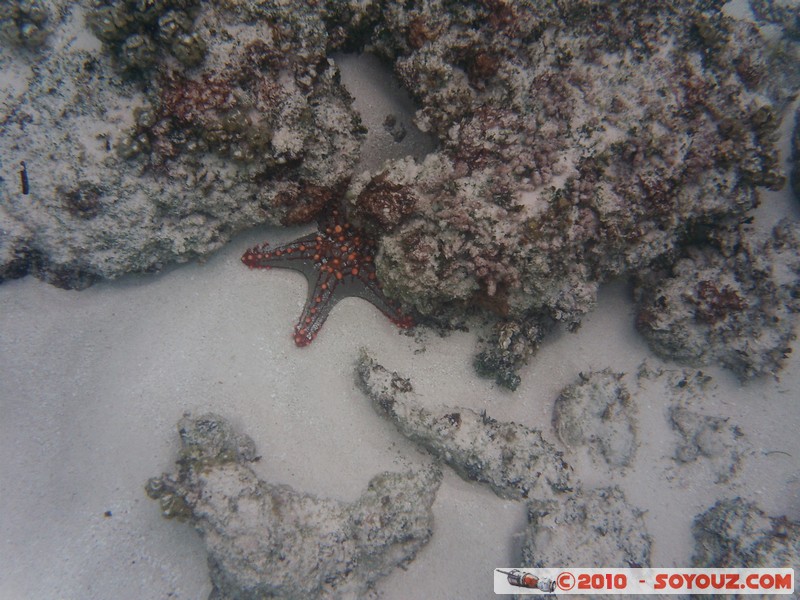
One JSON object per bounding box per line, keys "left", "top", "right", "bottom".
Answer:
{"left": 242, "top": 208, "right": 414, "bottom": 346}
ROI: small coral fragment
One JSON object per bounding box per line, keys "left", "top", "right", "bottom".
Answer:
{"left": 146, "top": 413, "right": 441, "bottom": 600}
{"left": 644, "top": 368, "right": 746, "bottom": 484}
{"left": 474, "top": 317, "right": 552, "bottom": 391}
{"left": 670, "top": 406, "right": 744, "bottom": 484}
{"left": 356, "top": 350, "right": 570, "bottom": 500}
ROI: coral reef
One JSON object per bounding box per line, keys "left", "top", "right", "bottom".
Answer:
{"left": 0, "top": 0, "right": 50, "bottom": 49}
{"left": 86, "top": 0, "right": 206, "bottom": 72}
{"left": 0, "top": 1, "right": 362, "bottom": 288}
{"left": 355, "top": 1, "right": 784, "bottom": 314}
{"left": 338, "top": 0, "right": 790, "bottom": 384}
{"left": 1, "top": 0, "right": 796, "bottom": 386}
{"left": 146, "top": 413, "right": 441, "bottom": 600}
{"left": 552, "top": 370, "right": 638, "bottom": 468}
{"left": 355, "top": 350, "right": 570, "bottom": 500}
{"left": 634, "top": 220, "right": 800, "bottom": 379}
{"left": 521, "top": 486, "right": 651, "bottom": 570}
{"left": 693, "top": 498, "right": 800, "bottom": 593}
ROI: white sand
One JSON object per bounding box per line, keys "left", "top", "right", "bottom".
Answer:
{"left": 2, "top": 57, "right": 800, "bottom": 600}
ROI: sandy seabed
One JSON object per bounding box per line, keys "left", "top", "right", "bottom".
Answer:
{"left": 2, "top": 42, "right": 800, "bottom": 600}
{"left": 2, "top": 221, "right": 799, "bottom": 599}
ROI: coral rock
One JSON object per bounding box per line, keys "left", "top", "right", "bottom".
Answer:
{"left": 0, "top": 1, "right": 362, "bottom": 287}
{"left": 345, "top": 1, "right": 792, "bottom": 384}
{"left": 521, "top": 486, "right": 651, "bottom": 571}
{"left": 474, "top": 316, "right": 552, "bottom": 391}
{"left": 351, "top": 172, "right": 418, "bottom": 234}
{"left": 0, "top": 0, "right": 49, "bottom": 49}
{"left": 356, "top": 350, "right": 570, "bottom": 500}
{"left": 693, "top": 498, "right": 800, "bottom": 594}
{"left": 634, "top": 220, "right": 800, "bottom": 379}
{"left": 670, "top": 406, "right": 744, "bottom": 484}
{"left": 146, "top": 413, "right": 441, "bottom": 600}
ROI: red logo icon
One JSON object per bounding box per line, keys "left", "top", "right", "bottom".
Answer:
{"left": 557, "top": 571, "right": 576, "bottom": 590}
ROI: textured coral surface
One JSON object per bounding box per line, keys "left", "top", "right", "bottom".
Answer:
{"left": 522, "top": 486, "right": 652, "bottom": 572}
{"left": 354, "top": 1, "right": 785, "bottom": 317}
{"left": 1, "top": 0, "right": 798, "bottom": 384}
{"left": 552, "top": 369, "right": 638, "bottom": 468}
{"left": 0, "top": 0, "right": 362, "bottom": 288}
{"left": 634, "top": 220, "right": 800, "bottom": 379}
{"left": 356, "top": 350, "right": 571, "bottom": 499}
{"left": 147, "top": 413, "right": 441, "bottom": 600}
{"left": 693, "top": 497, "right": 800, "bottom": 595}
{"left": 344, "top": 0, "right": 796, "bottom": 384}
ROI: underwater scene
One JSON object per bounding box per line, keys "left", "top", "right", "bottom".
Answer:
{"left": 1, "top": 0, "right": 799, "bottom": 598}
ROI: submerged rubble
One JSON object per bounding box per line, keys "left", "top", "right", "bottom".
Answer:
{"left": 636, "top": 366, "right": 749, "bottom": 484}
{"left": 356, "top": 350, "right": 570, "bottom": 500}
{"left": 634, "top": 220, "right": 800, "bottom": 380}
{"left": 146, "top": 413, "right": 441, "bottom": 600}
{"left": 552, "top": 370, "right": 638, "bottom": 468}
{"left": 356, "top": 351, "right": 653, "bottom": 577}
{"left": 473, "top": 315, "right": 552, "bottom": 391}
{"left": 521, "top": 486, "right": 651, "bottom": 570}
{"left": 693, "top": 498, "right": 800, "bottom": 592}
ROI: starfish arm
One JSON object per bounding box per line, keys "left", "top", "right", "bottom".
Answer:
{"left": 241, "top": 232, "right": 321, "bottom": 274}
{"left": 293, "top": 269, "right": 340, "bottom": 347}
{"left": 347, "top": 273, "right": 414, "bottom": 329}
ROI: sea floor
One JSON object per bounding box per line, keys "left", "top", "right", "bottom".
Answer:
{"left": 2, "top": 36, "right": 800, "bottom": 600}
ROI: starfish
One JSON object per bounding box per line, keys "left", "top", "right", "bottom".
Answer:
{"left": 242, "top": 208, "right": 414, "bottom": 346}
